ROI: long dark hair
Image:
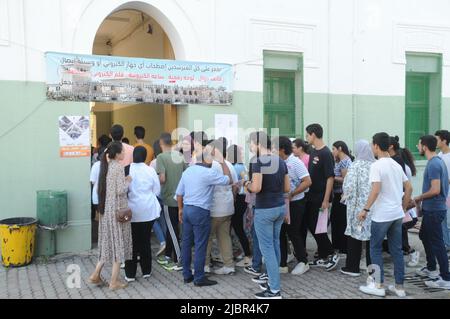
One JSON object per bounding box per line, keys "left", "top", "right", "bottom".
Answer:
{"left": 333, "top": 141, "right": 355, "bottom": 161}
{"left": 97, "top": 142, "right": 123, "bottom": 215}
{"left": 400, "top": 147, "right": 417, "bottom": 176}
{"left": 293, "top": 138, "right": 310, "bottom": 155}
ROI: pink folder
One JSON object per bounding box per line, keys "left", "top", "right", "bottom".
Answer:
{"left": 315, "top": 208, "right": 329, "bottom": 234}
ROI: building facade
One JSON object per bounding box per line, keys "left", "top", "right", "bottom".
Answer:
{"left": 1, "top": 0, "right": 450, "bottom": 253}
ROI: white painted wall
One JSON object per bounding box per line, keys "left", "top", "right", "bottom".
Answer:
{"left": 1, "top": 0, "right": 450, "bottom": 97}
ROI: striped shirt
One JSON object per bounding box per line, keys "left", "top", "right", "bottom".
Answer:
{"left": 285, "top": 154, "right": 310, "bottom": 201}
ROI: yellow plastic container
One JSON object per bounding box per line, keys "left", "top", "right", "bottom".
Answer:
{"left": 0, "top": 218, "right": 38, "bottom": 267}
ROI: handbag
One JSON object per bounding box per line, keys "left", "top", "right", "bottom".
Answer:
{"left": 116, "top": 207, "right": 132, "bottom": 223}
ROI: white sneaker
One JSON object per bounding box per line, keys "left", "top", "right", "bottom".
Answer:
{"left": 214, "top": 266, "right": 235, "bottom": 275}
{"left": 407, "top": 251, "right": 420, "bottom": 267}
{"left": 156, "top": 243, "right": 166, "bottom": 257}
{"left": 204, "top": 265, "right": 211, "bottom": 274}
{"left": 125, "top": 277, "right": 136, "bottom": 283}
{"left": 236, "top": 256, "right": 252, "bottom": 268}
{"left": 425, "top": 278, "right": 450, "bottom": 290}
{"left": 120, "top": 263, "right": 125, "bottom": 269}
{"left": 416, "top": 266, "right": 440, "bottom": 279}
{"left": 359, "top": 276, "right": 386, "bottom": 297}
{"left": 388, "top": 285, "right": 406, "bottom": 298}
{"left": 287, "top": 254, "right": 295, "bottom": 264}
{"left": 279, "top": 267, "right": 289, "bottom": 274}
{"left": 291, "top": 262, "right": 310, "bottom": 275}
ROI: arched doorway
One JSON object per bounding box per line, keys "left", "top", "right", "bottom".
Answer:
{"left": 91, "top": 8, "right": 177, "bottom": 146}
{"left": 89, "top": 6, "right": 179, "bottom": 245}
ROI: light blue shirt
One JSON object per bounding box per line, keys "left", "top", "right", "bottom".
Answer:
{"left": 176, "top": 164, "right": 230, "bottom": 211}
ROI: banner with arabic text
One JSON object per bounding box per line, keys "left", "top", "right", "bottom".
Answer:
{"left": 46, "top": 52, "right": 233, "bottom": 105}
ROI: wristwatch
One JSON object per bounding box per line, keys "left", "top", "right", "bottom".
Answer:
{"left": 363, "top": 208, "right": 370, "bottom": 213}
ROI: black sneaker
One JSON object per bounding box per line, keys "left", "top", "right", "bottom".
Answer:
{"left": 309, "top": 258, "right": 328, "bottom": 267}
{"left": 255, "top": 289, "right": 282, "bottom": 299}
{"left": 194, "top": 278, "right": 218, "bottom": 287}
{"left": 244, "top": 266, "right": 262, "bottom": 276}
{"left": 259, "top": 282, "right": 269, "bottom": 291}
{"left": 324, "top": 254, "right": 340, "bottom": 272}
{"left": 252, "top": 273, "right": 269, "bottom": 284}
{"left": 184, "top": 276, "right": 194, "bottom": 284}
{"left": 340, "top": 267, "right": 361, "bottom": 277}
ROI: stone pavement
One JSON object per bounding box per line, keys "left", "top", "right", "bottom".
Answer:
{"left": 0, "top": 232, "right": 449, "bottom": 299}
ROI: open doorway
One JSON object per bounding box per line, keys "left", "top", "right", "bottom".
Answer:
{"left": 90, "top": 9, "right": 178, "bottom": 246}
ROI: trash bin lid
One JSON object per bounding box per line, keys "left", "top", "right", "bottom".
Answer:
{"left": 0, "top": 218, "right": 38, "bottom": 226}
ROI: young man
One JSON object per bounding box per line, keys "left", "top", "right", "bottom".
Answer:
{"left": 304, "top": 124, "right": 340, "bottom": 271}
{"left": 110, "top": 124, "right": 134, "bottom": 167}
{"left": 205, "top": 138, "right": 239, "bottom": 275}
{"left": 245, "top": 132, "right": 290, "bottom": 299}
{"left": 435, "top": 130, "right": 450, "bottom": 251}
{"left": 274, "top": 136, "right": 312, "bottom": 275}
{"left": 176, "top": 139, "right": 233, "bottom": 287}
{"left": 359, "top": 132, "right": 412, "bottom": 298}
{"left": 414, "top": 135, "right": 450, "bottom": 290}
{"left": 133, "top": 126, "right": 154, "bottom": 165}
{"left": 156, "top": 133, "right": 186, "bottom": 271}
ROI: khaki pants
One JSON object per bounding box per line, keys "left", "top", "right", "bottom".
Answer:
{"left": 206, "top": 215, "right": 234, "bottom": 268}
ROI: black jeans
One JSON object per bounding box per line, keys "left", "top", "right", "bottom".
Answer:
{"left": 345, "top": 236, "right": 371, "bottom": 272}
{"left": 231, "top": 194, "right": 251, "bottom": 257}
{"left": 125, "top": 221, "right": 154, "bottom": 278}
{"left": 331, "top": 193, "right": 348, "bottom": 253}
{"left": 280, "top": 198, "right": 308, "bottom": 266}
{"left": 165, "top": 206, "right": 180, "bottom": 262}
{"left": 305, "top": 194, "right": 334, "bottom": 259}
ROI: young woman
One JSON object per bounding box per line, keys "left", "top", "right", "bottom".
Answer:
{"left": 245, "top": 131, "right": 290, "bottom": 299}
{"left": 227, "top": 144, "right": 252, "bottom": 267}
{"left": 292, "top": 138, "right": 310, "bottom": 169}
{"left": 341, "top": 140, "right": 374, "bottom": 276}
{"left": 125, "top": 146, "right": 161, "bottom": 282}
{"left": 331, "top": 141, "right": 354, "bottom": 254}
{"left": 89, "top": 141, "right": 133, "bottom": 291}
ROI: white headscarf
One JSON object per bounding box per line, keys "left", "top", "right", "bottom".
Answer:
{"left": 355, "top": 140, "right": 375, "bottom": 162}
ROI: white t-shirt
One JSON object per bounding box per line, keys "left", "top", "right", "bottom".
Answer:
{"left": 438, "top": 152, "right": 450, "bottom": 198}
{"left": 211, "top": 160, "right": 238, "bottom": 217}
{"left": 90, "top": 161, "right": 101, "bottom": 205}
{"left": 369, "top": 157, "right": 408, "bottom": 223}
{"left": 128, "top": 163, "right": 161, "bottom": 223}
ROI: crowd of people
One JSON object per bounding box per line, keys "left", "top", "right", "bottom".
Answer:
{"left": 87, "top": 122, "right": 450, "bottom": 299}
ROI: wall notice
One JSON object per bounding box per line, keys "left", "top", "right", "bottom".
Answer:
{"left": 59, "top": 116, "right": 90, "bottom": 158}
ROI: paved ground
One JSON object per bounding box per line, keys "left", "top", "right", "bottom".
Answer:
{"left": 1, "top": 230, "right": 449, "bottom": 299}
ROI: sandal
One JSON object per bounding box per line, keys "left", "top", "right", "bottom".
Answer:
{"left": 109, "top": 282, "right": 128, "bottom": 291}
{"left": 88, "top": 276, "right": 106, "bottom": 286}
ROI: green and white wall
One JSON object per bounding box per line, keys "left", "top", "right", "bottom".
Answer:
{"left": 1, "top": 0, "right": 450, "bottom": 254}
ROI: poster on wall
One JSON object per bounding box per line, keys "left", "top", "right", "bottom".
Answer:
{"left": 215, "top": 114, "right": 238, "bottom": 146}
{"left": 46, "top": 52, "right": 233, "bottom": 105}
{"left": 59, "top": 116, "right": 91, "bottom": 158}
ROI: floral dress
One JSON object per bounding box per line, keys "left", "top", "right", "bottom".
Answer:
{"left": 98, "top": 160, "right": 133, "bottom": 264}
{"left": 342, "top": 160, "right": 373, "bottom": 241}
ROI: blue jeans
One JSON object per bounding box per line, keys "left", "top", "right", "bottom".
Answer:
{"left": 420, "top": 210, "right": 450, "bottom": 281}
{"left": 442, "top": 208, "right": 450, "bottom": 249}
{"left": 181, "top": 205, "right": 211, "bottom": 283}
{"left": 153, "top": 217, "right": 167, "bottom": 245}
{"left": 251, "top": 221, "right": 263, "bottom": 271}
{"left": 370, "top": 218, "right": 404, "bottom": 285}
{"left": 254, "top": 205, "right": 285, "bottom": 293}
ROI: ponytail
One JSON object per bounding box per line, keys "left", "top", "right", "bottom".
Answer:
{"left": 333, "top": 141, "right": 355, "bottom": 162}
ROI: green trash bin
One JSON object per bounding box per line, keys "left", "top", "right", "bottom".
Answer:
{"left": 36, "top": 191, "right": 68, "bottom": 230}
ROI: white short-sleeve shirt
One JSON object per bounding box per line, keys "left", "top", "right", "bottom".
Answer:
{"left": 369, "top": 157, "right": 408, "bottom": 223}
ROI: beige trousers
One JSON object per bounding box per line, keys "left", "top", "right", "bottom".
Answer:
{"left": 205, "top": 215, "right": 234, "bottom": 268}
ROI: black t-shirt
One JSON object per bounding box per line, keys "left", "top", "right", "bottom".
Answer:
{"left": 251, "top": 154, "right": 288, "bottom": 209}
{"left": 308, "top": 146, "right": 335, "bottom": 201}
